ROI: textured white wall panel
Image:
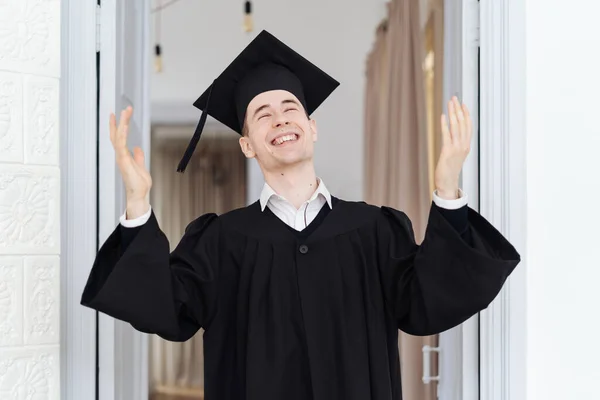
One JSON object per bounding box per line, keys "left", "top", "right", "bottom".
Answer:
{"left": 24, "top": 256, "right": 59, "bottom": 346}
{"left": 0, "top": 345, "right": 60, "bottom": 399}
{"left": 0, "top": 166, "right": 60, "bottom": 255}
{"left": 0, "top": 0, "right": 62, "bottom": 397}
{"left": 0, "top": 256, "right": 24, "bottom": 347}
{"left": 23, "top": 76, "right": 59, "bottom": 166}
{"left": 0, "top": 72, "right": 24, "bottom": 163}
{"left": 0, "top": 0, "right": 61, "bottom": 78}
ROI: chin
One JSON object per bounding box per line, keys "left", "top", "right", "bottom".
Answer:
{"left": 275, "top": 153, "right": 312, "bottom": 167}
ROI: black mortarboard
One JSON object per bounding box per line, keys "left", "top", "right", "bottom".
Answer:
{"left": 176, "top": 30, "right": 340, "bottom": 172}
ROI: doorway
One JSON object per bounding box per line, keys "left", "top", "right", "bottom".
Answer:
{"left": 147, "top": 125, "right": 246, "bottom": 400}
{"left": 91, "top": 0, "right": 482, "bottom": 399}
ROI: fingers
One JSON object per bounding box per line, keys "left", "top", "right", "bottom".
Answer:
{"left": 440, "top": 97, "right": 472, "bottom": 159}
{"left": 440, "top": 114, "right": 451, "bottom": 147}
{"left": 448, "top": 99, "right": 459, "bottom": 142}
{"left": 445, "top": 97, "right": 472, "bottom": 146}
{"left": 463, "top": 103, "right": 473, "bottom": 144}
{"left": 109, "top": 113, "right": 117, "bottom": 146}
{"left": 133, "top": 146, "right": 145, "bottom": 169}
{"left": 116, "top": 107, "right": 132, "bottom": 147}
{"left": 452, "top": 97, "right": 467, "bottom": 141}
{"left": 114, "top": 106, "right": 133, "bottom": 159}
{"left": 462, "top": 102, "right": 471, "bottom": 120}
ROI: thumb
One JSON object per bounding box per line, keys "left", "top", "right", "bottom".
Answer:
{"left": 132, "top": 147, "right": 145, "bottom": 169}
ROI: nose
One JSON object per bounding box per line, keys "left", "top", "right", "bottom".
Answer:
{"left": 272, "top": 111, "right": 290, "bottom": 128}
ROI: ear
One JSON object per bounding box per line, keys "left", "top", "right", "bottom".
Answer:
{"left": 239, "top": 136, "right": 256, "bottom": 158}
{"left": 309, "top": 118, "right": 318, "bottom": 142}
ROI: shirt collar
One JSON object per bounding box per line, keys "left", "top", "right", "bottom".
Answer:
{"left": 259, "top": 178, "right": 333, "bottom": 211}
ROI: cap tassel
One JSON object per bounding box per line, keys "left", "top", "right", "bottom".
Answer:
{"left": 154, "top": 44, "right": 163, "bottom": 72}
{"left": 243, "top": 1, "right": 253, "bottom": 32}
{"left": 177, "top": 81, "right": 215, "bottom": 173}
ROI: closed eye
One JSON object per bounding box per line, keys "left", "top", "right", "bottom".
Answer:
{"left": 285, "top": 108, "right": 298, "bottom": 112}
{"left": 258, "top": 113, "right": 271, "bottom": 120}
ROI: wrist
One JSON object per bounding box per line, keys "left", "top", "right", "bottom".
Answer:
{"left": 126, "top": 200, "right": 150, "bottom": 220}
{"left": 435, "top": 187, "right": 460, "bottom": 200}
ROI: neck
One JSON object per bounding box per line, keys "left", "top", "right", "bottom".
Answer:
{"left": 262, "top": 161, "right": 318, "bottom": 209}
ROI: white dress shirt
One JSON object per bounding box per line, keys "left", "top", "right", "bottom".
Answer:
{"left": 258, "top": 178, "right": 333, "bottom": 231}
{"left": 120, "top": 179, "right": 468, "bottom": 230}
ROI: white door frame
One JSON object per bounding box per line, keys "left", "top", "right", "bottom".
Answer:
{"left": 441, "top": 1, "right": 528, "bottom": 399}
{"left": 60, "top": 0, "right": 526, "bottom": 398}
{"left": 478, "top": 0, "right": 527, "bottom": 400}
{"left": 457, "top": 1, "right": 480, "bottom": 399}
{"left": 98, "top": 1, "right": 151, "bottom": 400}
{"left": 61, "top": 0, "right": 151, "bottom": 398}
{"left": 60, "top": 0, "right": 99, "bottom": 399}
{"left": 436, "top": 0, "right": 480, "bottom": 399}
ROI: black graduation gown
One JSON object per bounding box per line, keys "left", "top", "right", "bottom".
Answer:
{"left": 81, "top": 197, "right": 520, "bottom": 400}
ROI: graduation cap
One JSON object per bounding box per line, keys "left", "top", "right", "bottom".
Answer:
{"left": 176, "top": 30, "right": 340, "bottom": 172}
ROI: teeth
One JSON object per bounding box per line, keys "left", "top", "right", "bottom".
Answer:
{"left": 273, "top": 134, "right": 297, "bottom": 145}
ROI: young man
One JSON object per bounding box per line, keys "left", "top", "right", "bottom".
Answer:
{"left": 81, "top": 31, "right": 520, "bottom": 400}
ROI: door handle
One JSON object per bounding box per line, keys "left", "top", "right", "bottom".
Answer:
{"left": 422, "top": 345, "right": 440, "bottom": 384}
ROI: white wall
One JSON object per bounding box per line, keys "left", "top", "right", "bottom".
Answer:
{"left": 151, "top": 0, "right": 388, "bottom": 200}
{"left": 0, "top": 0, "right": 61, "bottom": 397}
{"left": 524, "top": 0, "right": 600, "bottom": 398}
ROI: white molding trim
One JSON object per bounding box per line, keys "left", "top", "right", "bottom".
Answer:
{"left": 437, "top": 1, "right": 480, "bottom": 399}
{"left": 460, "top": 0, "right": 480, "bottom": 212}
{"left": 98, "top": 2, "right": 117, "bottom": 398}
{"left": 460, "top": 3, "right": 480, "bottom": 397}
{"left": 98, "top": 1, "right": 150, "bottom": 399}
{"left": 151, "top": 101, "right": 231, "bottom": 138}
{"left": 479, "top": 0, "right": 527, "bottom": 400}
{"left": 60, "top": 0, "right": 98, "bottom": 398}
{"left": 151, "top": 101, "right": 199, "bottom": 125}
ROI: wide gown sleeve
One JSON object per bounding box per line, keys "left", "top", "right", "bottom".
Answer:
{"left": 80, "top": 211, "right": 220, "bottom": 342}
{"left": 378, "top": 203, "right": 520, "bottom": 336}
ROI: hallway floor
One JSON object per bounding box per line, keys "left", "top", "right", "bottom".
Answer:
{"left": 150, "top": 387, "right": 204, "bottom": 400}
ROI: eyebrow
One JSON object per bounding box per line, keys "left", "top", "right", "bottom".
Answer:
{"left": 252, "top": 99, "right": 301, "bottom": 119}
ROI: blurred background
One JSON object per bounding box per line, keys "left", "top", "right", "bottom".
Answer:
{"left": 147, "top": 0, "right": 448, "bottom": 399}
{"left": 3, "top": 0, "right": 600, "bottom": 398}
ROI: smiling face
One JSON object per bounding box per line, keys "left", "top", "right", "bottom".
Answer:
{"left": 238, "top": 90, "right": 318, "bottom": 171}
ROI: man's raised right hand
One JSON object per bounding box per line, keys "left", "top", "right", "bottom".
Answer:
{"left": 110, "top": 106, "right": 152, "bottom": 220}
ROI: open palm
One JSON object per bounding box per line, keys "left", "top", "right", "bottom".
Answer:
{"left": 434, "top": 96, "right": 472, "bottom": 199}
{"left": 109, "top": 106, "right": 152, "bottom": 204}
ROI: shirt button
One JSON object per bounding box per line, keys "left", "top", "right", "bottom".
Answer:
{"left": 299, "top": 245, "right": 309, "bottom": 254}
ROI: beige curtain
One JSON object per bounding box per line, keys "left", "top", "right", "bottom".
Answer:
{"left": 364, "top": 0, "right": 442, "bottom": 399}
{"left": 149, "top": 131, "right": 247, "bottom": 397}
{"left": 425, "top": 0, "right": 445, "bottom": 194}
